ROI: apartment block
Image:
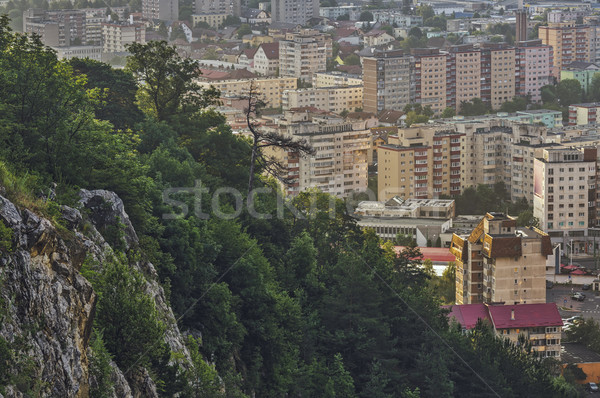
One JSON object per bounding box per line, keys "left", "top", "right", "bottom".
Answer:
{"left": 377, "top": 126, "right": 463, "bottom": 201}
{"left": 279, "top": 30, "right": 332, "bottom": 82}
{"left": 371, "top": 11, "right": 422, "bottom": 28}
{"left": 195, "top": 0, "right": 235, "bottom": 15}
{"left": 539, "top": 22, "right": 593, "bottom": 79}
{"left": 319, "top": 5, "right": 361, "bottom": 20}
{"left": 363, "top": 50, "right": 411, "bottom": 114}
{"left": 264, "top": 110, "right": 369, "bottom": 197}
{"left": 271, "top": 0, "right": 318, "bottom": 25}
{"left": 533, "top": 147, "right": 597, "bottom": 249}
{"left": 312, "top": 72, "right": 362, "bottom": 88}
{"left": 568, "top": 103, "right": 600, "bottom": 126}
{"left": 23, "top": 8, "right": 87, "bottom": 47}
{"left": 411, "top": 48, "right": 448, "bottom": 115}
{"left": 480, "top": 43, "right": 516, "bottom": 110}
{"left": 52, "top": 45, "right": 102, "bottom": 61}
{"left": 560, "top": 61, "right": 600, "bottom": 93}
{"left": 191, "top": 13, "right": 228, "bottom": 28}
{"left": 197, "top": 77, "right": 297, "bottom": 108}
{"left": 450, "top": 213, "right": 552, "bottom": 305}
{"left": 253, "top": 42, "right": 279, "bottom": 76}
{"left": 447, "top": 303, "right": 563, "bottom": 359}
{"left": 515, "top": 40, "right": 553, "bottom": 103}
{"left": 282, "top": 86, "right": 363, "bottom": 114}
{"left": 102, "top": 22, "right": 146, "bottom": 53}
{"left": 84, "top": 8, "right": 106, "bottom": 45}
{"left": 446, "top": 45, "right": 482, "bottom": 112}
{"left": 142, "top": 0, "right": 178, "bottom": 21}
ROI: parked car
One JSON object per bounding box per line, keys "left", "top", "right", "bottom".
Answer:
{"left": 588, "top": 382, "right": 599, "bottom": 392}
{"left": 572, "top": 292, "right": 585, "bottom": 301}
{"left": 565, "top": 316, "right": 583, "bottom": 324}
{"left": 583, "top": 284, "right": 591, "bottom": 290}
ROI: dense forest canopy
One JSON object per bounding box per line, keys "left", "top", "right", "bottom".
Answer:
{"left": 0, "top": 14, "right": 583, "bottom": 397}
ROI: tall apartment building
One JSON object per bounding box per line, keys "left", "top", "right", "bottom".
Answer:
{"left": 84, "top": 8, "right": 106, "bottom": 45}
{"left": 480, "top": 43, "right": 516, "bottom": 110}
{"left": 363, "top": 50, "right": 411, "bottom": 114}
{"left": 312, "top": 72, "right": 362, "bottom": 88}
{"left": 279, "top": 30, "right": 331, "bottom": 82}
{"left": 539, "top": 22, "right": 593, "bottom": 79}
{"left": 377, "top": 126, "right": 463, "bottom": 200}
{"left": 446, "top": 45, "right": 482, "bottom": 112}
{"left": 142, "top": 0, "right": 178, "bottom": 21}
{"left": 515, "top": 40, "right": 553, "bottom": 103}
{"left": 195, "top": 0, "right": 237, "bottom": 14}
{"left": 264, "top": 110, "right": 369, "bottom": 197}
{"left": 282, "top": 86, "right": 363, "bottom": 114}
{"left": 411, "top": 48, "right": 448, "bottom": 115}
{"left": 568, "top": 103, "right": 600, "bottom": 125}
{"left": 101, "top": 22, "right": 146, "bottom": 53}
{"left": 533, "top": 147, "right": 597, "bottom": 253}
{"left": 196, "top": 77, "right": 297, "bottom": 108}
{"left": 450, "top": 213, "right": 552, "bottom": 305}
{"left": 23, "top": 9, "right": 87, "bottom": 47}
{"left": 271, "top": 0, "right": 318, "bottom": 25}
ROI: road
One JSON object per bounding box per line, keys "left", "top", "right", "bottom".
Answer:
{"left": 547, "top": 285, "right": 600, "bottom": 322}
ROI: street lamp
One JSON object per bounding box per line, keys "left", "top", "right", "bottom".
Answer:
{"left": 570, "top": 239, "right": 573, "bottom": 266}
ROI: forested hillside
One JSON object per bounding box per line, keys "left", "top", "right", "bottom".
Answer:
{"left": 0, "top": 15, "right": 583, "bottom": 397}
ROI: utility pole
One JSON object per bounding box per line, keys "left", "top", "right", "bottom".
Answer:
{"left": 570, "top": 239, "right": 573, "bottom": 266}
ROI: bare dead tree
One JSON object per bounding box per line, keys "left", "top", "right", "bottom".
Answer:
{"left": 244, "top": 80, "right": 314, "bottom": 195}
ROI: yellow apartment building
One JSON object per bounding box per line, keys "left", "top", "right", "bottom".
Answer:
{"left": 197, "top": 77, "right": 297, "bottom": 108}
{"left": 282, "top": 86, "right": 363, "bottom": 114}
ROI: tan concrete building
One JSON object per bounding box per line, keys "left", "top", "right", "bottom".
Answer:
{"left": 278, "top": 30, "right": 332, "bottom": 82}
{"left": 362, "top": 50, "right": 411, "bottom": 114}
{"left": 191, "top": 13, "right": 228, "bottom": 28}
{"left": 568, "top": 103, "right": 600, "bottom": 126}
{"left": 480, "top": 43, "right": 516, "bottom": 110}
{"left": 449, "top": 46, "right": 482, "bottom": 113}
{"left": 264, "top": 110, "right": 369, "bottom": 197}
{"left": 312, "top": 72, "right": 363, "bottom": 88}
{"left": 411, "top": 48, "right": 448, "bottom": 115}
{"left": 102, "top": 22, "right": 145, "bottom": 53}
{"left": 142, "top": 0, "right": 178, "bottom": 20}
{"left": 197, "top": 77, "right": 297, "bottom": 108}
{"left": 377, "top": 126, "right": 463, "bottom": 201}
{"left": 282, "top": 86, "right": 363, "bottom": 114}
{"left": 450, "top": 213, "right": 553, "bottom": 305}
{"left": 271, "top": 0, "right": 318, "bottom": 25}
{"left": 539, "top": 22, "right": 593, "bottom": 79}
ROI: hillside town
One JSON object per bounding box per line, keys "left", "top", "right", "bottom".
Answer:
{"left": 5, "top": 0, "right": 600, "bottom": 394}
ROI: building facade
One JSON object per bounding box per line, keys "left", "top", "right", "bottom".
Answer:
{"left": 539, "top": 22, "right": 592, "bottom": 79}
{"left": 279, "top": 30, "right": 331, "bottom": 82}
{"left": 450, "top": 213, "right": 552, "bottom": 305}
{"left": 102, "top": 22, "right": 146, "bottom": 53}
{"left": 271, "top": 0, "right": 317, "bottom": 25}
{"left": 363, "top": 50, "right": 411, "bottom": 114}
{"left": 197, "top": 77, "right": 297, "bottom": 108}
{"left": 23, "top": 8, "right": 87, "bottom": 47}
{"left": 560, "top": 62, "right": 600, "bottom": 93}
{"left": 568, "top": 103, "right": 600, "bottom": 126}
{"left": 282, "top": 86, "right": 363, "bottom": 114}
{"left": 515, "top": 40, "right": 554, "bottom": 103}
{"left": 312, "top": 72, "right": 362, "bottom": 88}
{"left": 253, "top": 42, "right": 279, "bottom": 76}
{"left": 411, "top": 48, "right": 448, "bottom": 115}
{"left": 142, "top": 0, "right": 178, "bottom": 21}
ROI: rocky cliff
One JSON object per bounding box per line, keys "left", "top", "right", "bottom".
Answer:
{"left": 0, "top": 189, "right": 191, "bottom": 397}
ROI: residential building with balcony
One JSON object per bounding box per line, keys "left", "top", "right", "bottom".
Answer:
{"left": 196, "top": 76, "right": 297, "bottom": 108}
{"left": 411, "top": 48, "right": 448, "bottom": 115}
{"left": 142, "top": 0, "right": 178, "bottom": 20}
{"left": 446, "top": 45, "right": 482, "bottom": 112}
{"left": 449, "top": 212, "right": 553, "bottom": 305}
{"left": 479, "top": 43, "right": 516, "bottom": 110}
{"left": 560, "top": 61, "right": 600, "bottom": 93}
{"left": 278, "top": 29, "right": 331, "bottom": 82}
{"left": 312, "top": 72, "right": 362, "bottom": 88}
{"left": 539, "top": 22, "right": 593, "bottom": 79}
{"left": 447, "top": 303, "right": 563, "bottom": 359}
{"left": 101, "top": 22, "right": 146, "bottom": 53}
{"left": 282, "top": 86, "right": 363, "bottom": 114}
{"left": 568, "top": 103, "right": 600, "bottom": 126}
{"left": 23, "top": 8, "right": 87, "bottom": 47}
{"left": 362, "top": 50, "right": 411, "bottom": 114}
{"left": 271, "top": 0, "right": 318, "bottom": 25}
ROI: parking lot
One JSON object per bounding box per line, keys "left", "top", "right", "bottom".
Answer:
{"left": 547, "top": 284, "right": 600, "bottom": 322}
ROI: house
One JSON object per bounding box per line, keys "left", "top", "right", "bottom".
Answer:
{"left": 377, "top": 110, "right": 404, "bottom": 126}
{"left": 253, "top": 42, "right": 279, "bottom": 76}
{"left": 362, "top": 30, "right": 395, "bottom": 47}
{"left": 446, "top": 303, "right": 563, "bottom": 359}
{"left": 238, "top": 48, "right": 257, "bottom": 70}
{"left": 241, "top": 9, "right": 270, "bottom": 25}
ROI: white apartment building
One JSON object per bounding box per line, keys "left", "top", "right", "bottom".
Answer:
{"left": 102, "top": 22, "right": 146, "bottom": 53}
{"left": 312, "top": 72, "right": 363, "bottom": 88}
{"left": 52, "top": 45, "right": 102, "bottom": 61}
{"left": 271, "top": 0, "right": 318, "bottom": 25}
{"left": 142, "top": 0, "right": 178, "bottom": 21}
{"left": 282, "top": 86, "right": 363, "bottom": 114}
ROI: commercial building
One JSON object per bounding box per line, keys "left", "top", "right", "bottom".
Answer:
{"left": 560, "top": 61, "right": 600, "bottom": 93}
{"left": 355, "top": 197, "right": 455, "bottom": 219}
{"left": 279, "top": 30, "right": 332, "bottom": 82}
{"left": 142, "top": 0, "right": 178, "bottom": 20}
{"left": 282, "top": 86, "right": 363, "bottom": 114}
{"left": 271, "top": 0, "right": 318, "bottom": 25}
{"left": 197, "top": 76, "right": 297, "bottom": 108}
{"left": 253, "top": 42, "right": 279, "bottom": 76}
{"left": 358, "top": 217, "right": 451, "bottom": 244}
{"left": 102, "top": 22, "right": 146, "bottom": 53}
{"left": 533, "top": 147, "right": 597, "bottom": 253}
{"left": 568, "top": 103, "right": 600, "bottom": 126}
{"left": 447, "top": 303, "right": 563, "bottom": 359}
{"left": 264, "top": 109, "right": 369, "bottom": 197}
{"left": 362, "top": 50, "right": 411, "bottom": 114}
{"left": 539, "top": 22, "right": 593, "bottom": 79}
{"left": 449, "top": 212, "right": 553, "bottom": 305}
{"left": 515, "top": 40, "right": 554, "bottom": 103}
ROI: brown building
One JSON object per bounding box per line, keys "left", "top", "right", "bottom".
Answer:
{"left": 362, "top": 50, "right": 411, "bottom": 114}
{"left": 450, "top": 213, "right": 553, "bottom": 305}
{"left": 516, "top": 9, "right": 528, "bottom": 43}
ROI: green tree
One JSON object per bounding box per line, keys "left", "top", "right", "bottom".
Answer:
{"left": 359, "top": 11, "right": 374, "bottom": 21}
{"left": 459, "top": 98, "right": 490, "bottom": 116}
{"left": 441, "top": 106, "right": 455, "bottom": 118}
{"left": 125, "top": 40, "right": 219, "bottom": 122}
{"left": 500, "top": 96, "right": 529, "bottom": 113}
{"left": 222, "top": 15, "right": 241, "bottom": 27}
{"left": 236, "top": 23, "right": 252, "bottom": 39}
{"left": 343, "top": 54, "right": 360, "bottom": 65}
{"left": 556, "top": 78, "right": 583, "bottom": 106}
{"left": 417, "top": 4, "right": 435, "bottom": 20}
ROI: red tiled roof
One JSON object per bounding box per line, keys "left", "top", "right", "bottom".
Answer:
{"left": 393, "top": 246, "right": 454, "bottom": 263}
{"left": 445, "top": 304, "right": 491, "bottom": 329}
{"left": 487, "top": 303, "right": 563, "bottom": 329}
{"left": 258, "top": 42, "right": 279, "bottom": 59}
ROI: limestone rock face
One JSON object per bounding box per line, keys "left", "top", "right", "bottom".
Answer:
{"left": 0, "top": 190, "right": 192, "bottom": 397}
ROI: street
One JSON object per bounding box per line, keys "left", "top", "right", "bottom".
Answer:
{"left": 547, "top": 285, "right": 600, "bottom": 322}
